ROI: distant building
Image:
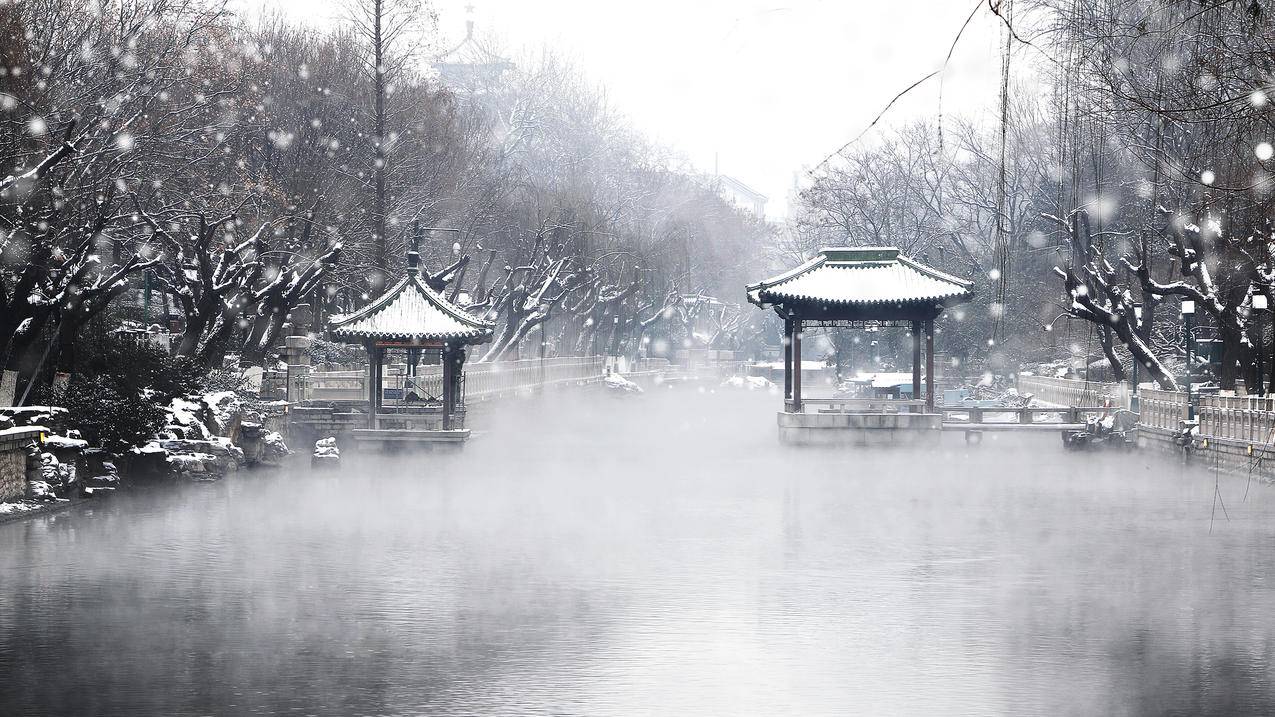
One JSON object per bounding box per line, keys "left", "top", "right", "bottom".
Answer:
{"left": 433, "top": 12, "right": 513, "bottom": 90}
{"left": 715, "top": 174, "right": 767, "bottom": 217}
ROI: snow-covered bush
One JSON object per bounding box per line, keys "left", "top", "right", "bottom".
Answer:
{"left": 42, "top": 376, "right": 169, "bottom": 452}
{"left": 307, "top": 338, "right": 363, "bottom": 368}
{"left": 34, "top": 331, "right": 229, "bottom": 453}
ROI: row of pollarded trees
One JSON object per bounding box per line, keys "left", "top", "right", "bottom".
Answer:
{"left": 791, "top": 0, "right": 1275, "bottom": 392}
{"left": 1, "top": 0, "right": 772, "bottom": 399}
{"left": 0, "top": 0, "right": 345, "bottom": 399}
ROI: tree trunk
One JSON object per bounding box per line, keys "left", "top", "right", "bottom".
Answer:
{"left": 1098, "top": 326, "right": 1126, "bottom": 382}
{"left": 371, "top": 0, "right": 388, "bottom": 293}
{"left": 1219, "top": 322, "right": 1244, "bottom": 391}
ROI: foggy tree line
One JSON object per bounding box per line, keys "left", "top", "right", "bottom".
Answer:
{"left": 0, "top": 0, "right": 773, "bottom": 396}
{"left": 793, "top": 0, "right": 1275, "bottom": 391}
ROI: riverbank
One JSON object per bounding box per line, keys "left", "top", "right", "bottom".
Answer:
{"left": 0, "top": 391, "right": 291, "bottom": 523}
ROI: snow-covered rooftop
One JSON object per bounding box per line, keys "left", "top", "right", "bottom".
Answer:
{"left": 746, "top": 247, "right": 973, "bottom": 308}
{"left": 328, "top": 273, "right": 494, "bottom": 344}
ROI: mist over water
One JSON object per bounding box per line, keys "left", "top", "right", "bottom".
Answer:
{"left": 3, "top": 387, "right": 1275, "bottom": 715}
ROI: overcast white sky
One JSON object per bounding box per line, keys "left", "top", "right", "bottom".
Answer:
{"left": 249, "top": 0, "right": 1008, "bottom": 218}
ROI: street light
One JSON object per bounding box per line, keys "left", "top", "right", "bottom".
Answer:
{"left": 1254, "top": 293, "right": 1268, "bottom": 396}
{"left": 1182, "top": 300, "right": 1196, "bottom": 420}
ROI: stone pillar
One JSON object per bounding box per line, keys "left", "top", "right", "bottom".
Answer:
{"left": 0, "top": 428, "right": 42, "bottom": 501}
{"left": 281, "top": 335, "right": 313, "bottom": 404}
{"left": 0, "top": 370, "right": 16, "bottom": 407}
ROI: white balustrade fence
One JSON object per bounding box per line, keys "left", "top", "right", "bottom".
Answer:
{"left": 1022, "top": 376, "right": 1275, "bottom": 444}
{"left": 1197, "top": 394, "right": 1275, "bottom": 443}
{"left": 1016, "top": 375, "right": 1129, "bottom": 409}
{"left": 1138, "top": 388, "right": 1185, "bottom": 431}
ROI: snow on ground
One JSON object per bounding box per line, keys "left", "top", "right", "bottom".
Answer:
{"left": 603, "top": 374, "right": 644, "bottom": 393}
{"left": 754, "top": 360, "right": 828, "bottom": 371}
{"left": 0, "top": 499, "right": 66, "bottom": 518}
{"left": 42, "top": 434, "right": 88, "bottom": 450}
{"left": 721, "top": 376, "right": 776, "bottom": 391}
{"left": 847, "top": 371, "right": 916, "bottom": 389}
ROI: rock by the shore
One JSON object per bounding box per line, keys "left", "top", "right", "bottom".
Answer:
{"left": 132, "top": 436, "right": 244, "bottom": 479}
{"left": 238, "top": 422, "right": 290, "bottom": 467}
{"left": 312, "top": 437, "right": 340, "bottom": 468}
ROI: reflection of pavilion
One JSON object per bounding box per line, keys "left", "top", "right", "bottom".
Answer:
{"left": 747, "top": 247, "right": 973, "bottom": 445}
{"left": 328, "top": 240, "right": 494, "bottom": 450}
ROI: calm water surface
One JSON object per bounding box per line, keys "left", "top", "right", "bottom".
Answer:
{"left": 4, "top": 387, "right": 1275, "bottom": 715}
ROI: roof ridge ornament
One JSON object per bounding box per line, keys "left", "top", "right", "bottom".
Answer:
{"left": 407, "top": 221, "right": 422, "bottom": 275}
{"left": 821, "top": 246, "right": 899, "bottom": 263}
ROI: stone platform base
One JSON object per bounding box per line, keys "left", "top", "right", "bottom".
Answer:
{"left": 352, "top": 428, "right": 470, "bottom": 452}
{"left": 777, "top": 411, "right": 942, "bottom": 446}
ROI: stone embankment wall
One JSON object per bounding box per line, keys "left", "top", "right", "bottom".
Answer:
{"left": 1140, "top": 425, "right": 1275, "bottom": 481}
{"left": 0, "top": 427, "right": 44, "bottom": 501}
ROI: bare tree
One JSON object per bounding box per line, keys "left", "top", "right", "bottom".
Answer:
{"left": 345, "top": 0, "right": 436, "bottom": 293}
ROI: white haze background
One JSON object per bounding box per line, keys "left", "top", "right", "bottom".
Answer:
{"left": 249, "top": 0, "right": 1007, "bottom": 217}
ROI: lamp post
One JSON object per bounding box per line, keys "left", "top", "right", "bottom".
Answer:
{"left": 1182, "top": 300, "right": 1196, "bottom": 420}
{"left": 1132, "top": 303, "right": 1143, "bottom": 411}
{"left": 1254, "top": 293, "right": 1268, "bottom": 397}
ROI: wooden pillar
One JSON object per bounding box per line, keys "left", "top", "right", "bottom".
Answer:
{"left": 925, "top": 319, "right": 936, "bottom": 412}
{"left": 442, "top": 343, "right": 453, "bottom": 431}
{"left": 453, "top": 346, "right": 466, "bottom": 417}
{"left": 366, "top": 343, "right": 376, "bottom": 429}
{"left": 783, "top": 316, "right": 793, "bottom": 401}
{"left": 911, "top": 320, "right": 922, "bottom": 409}
{"left": 792, "top": 318, "right": 803, "bottom": 413}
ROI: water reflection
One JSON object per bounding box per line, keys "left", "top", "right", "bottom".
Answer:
{"left": 2, "top": 388, "right": 1275, "bottom": 715}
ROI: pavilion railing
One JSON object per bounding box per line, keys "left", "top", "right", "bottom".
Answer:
{"left": 307, "top": 356, "right": 656, "bottom": 403}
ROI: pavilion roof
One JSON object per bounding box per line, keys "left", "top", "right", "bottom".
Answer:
{"left": 746, "top": 247, "right": 973, "bottom": 311}
{"left": 329, "top": 272, "right": 494, "bottom": 344}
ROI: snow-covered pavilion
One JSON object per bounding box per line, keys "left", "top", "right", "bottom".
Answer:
{"left": 329, "top": 242, "right": 494, "bottom": 448}
{"left": 746, "top": 247, "right": 974, "bottom": 444}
